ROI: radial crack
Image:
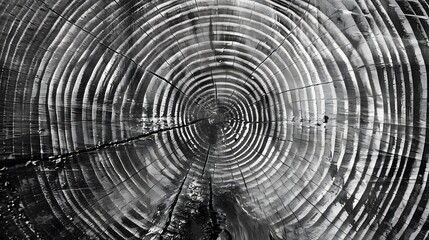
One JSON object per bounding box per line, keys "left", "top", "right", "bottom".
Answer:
{"left": 208, "top": 176, "right": 222, "bottom": 239}
{"left": 36, "top": 0, "right": 212, "bottom": 111}
{"left": 146, "top": 70, "right": 188, "bottom": 96}
{"left": 160, "top": 166, "right": 192, "bottom": 238}
{"left": 201, "top": 146, "right": 211, "bottom": 178}
{"left": 0, "top": 118, "right": 206, "bottom": 167}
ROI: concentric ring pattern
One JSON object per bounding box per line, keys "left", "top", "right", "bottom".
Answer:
{"left": 1, "top": 0, "right": 428, "bottom": 239}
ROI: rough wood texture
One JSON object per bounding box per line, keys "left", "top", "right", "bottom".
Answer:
{"left": 0, "top": 0, "right": 428, "bottom": 239}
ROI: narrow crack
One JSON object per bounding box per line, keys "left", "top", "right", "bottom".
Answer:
{"left": 201, "top": 146, "right": 211, "bottom": 178}
{"left": 36, "top": 0, "right": 211, "bottom": 112}
{"left": 226, "top": 0, "right": 310, "bottom": 100}
{"left": 0, "top": 118, "right": 206, "bottom": 167}
{"left": 146, "top": 70, "right": 187, "bottom": 96}
{"left": 145, "top": 71, "right": 216, "bottom": 115}
{"left": 208, "top": 176, "right": 221, "bottom": 239}
{"left": 42, "top": 133, "right": 200, "bottom": 238}
{"left": 160, "top": 166, "right": 192, "bottom": 238}
{"left": 153, "top": 5, "right": 201, "bottom": 85}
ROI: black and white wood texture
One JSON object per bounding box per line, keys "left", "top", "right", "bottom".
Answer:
{"left": 1, "top": 0, "right": 428, "bottom": 239}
